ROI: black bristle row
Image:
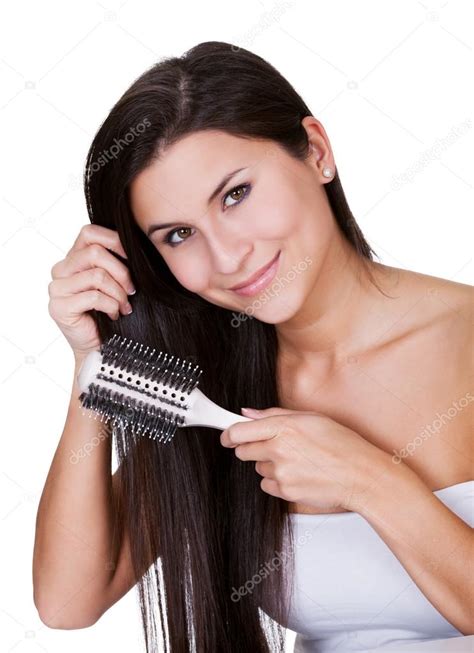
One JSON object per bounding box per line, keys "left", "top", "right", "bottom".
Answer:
{"left": 100, "top": 334, "right": 203, "bottom": 394}
{"left": 79, "top": 384, "right": 186, "bottom": 443}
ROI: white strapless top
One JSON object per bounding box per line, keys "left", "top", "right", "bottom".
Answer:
{"left": 282, "top": 480, "right": 474, "bottom": 652}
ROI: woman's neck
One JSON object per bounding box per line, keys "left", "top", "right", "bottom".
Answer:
{"left": 275, "top": 236, "right": 398, "bottom": 371}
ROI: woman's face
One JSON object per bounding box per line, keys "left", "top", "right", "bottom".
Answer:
{"left": 130, "top": 121, "right": 337, "bottom": 324}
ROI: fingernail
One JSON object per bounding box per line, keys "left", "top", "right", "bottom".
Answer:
{"left": 124, "top": 303, "right": 133, "bottom": 314}
{"left": 242, "top": 407, "right": 260, "bottom": 413}
{"left": 127, "top": 288, "right": 136, "bottom": 295}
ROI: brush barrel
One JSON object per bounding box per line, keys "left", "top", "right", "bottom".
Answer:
{"left": 77, "top": 350, "right": 102, "bottom": 392}
{"left": 76, "top": 348, "right": 253, "bottom": 432}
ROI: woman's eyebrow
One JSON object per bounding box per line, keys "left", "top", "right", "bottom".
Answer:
{"left": 146, "top": 166, "right": 248, "bottom": 237}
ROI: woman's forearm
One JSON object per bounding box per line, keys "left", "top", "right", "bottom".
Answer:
{"left": 355, "top": 459, "right": 473, "bottom": 635}
{"left": 32, "top": 355, "right": 118, "bottom": 629}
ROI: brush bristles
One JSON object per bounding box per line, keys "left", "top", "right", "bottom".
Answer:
{"left": 78, "top": 334, "right": 203, "bottom": 443}
{"left": 101, "top": 334, "right": 202, "bottom": 394}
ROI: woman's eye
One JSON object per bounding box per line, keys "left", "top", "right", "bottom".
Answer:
{"left": 222, "top": 183, "right": 251, "bottom": 209}
{"left": 164, "top": 226, "right": 194, "bottom": 247}
{"left": 163, "top": 183, "right": 251, "bottom": 247}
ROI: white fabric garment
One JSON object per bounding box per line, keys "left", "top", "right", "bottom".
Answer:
{"left": 283, "top": 480, "right": 473, "bottom": 652}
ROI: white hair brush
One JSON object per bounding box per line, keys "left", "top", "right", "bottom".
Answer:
{"left": 76, "top": 334, "right": 252, "bottom": 443}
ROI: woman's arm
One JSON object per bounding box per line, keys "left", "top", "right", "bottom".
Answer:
{"left": 224, "top": 405, "right": 473, "bottom": 633}
{"left": 354, "top": 459, "right": 473, "bottom": 635}
{"left": 32, "top": 355, "right": 130, "bottom": 629}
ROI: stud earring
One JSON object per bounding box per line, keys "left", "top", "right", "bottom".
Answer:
{"left": 322, "top": 166, "right": 333, "bottom": 179}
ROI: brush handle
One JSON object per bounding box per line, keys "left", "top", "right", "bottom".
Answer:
{"left": 187, "top": 388, "right": 253, "bottom": 430}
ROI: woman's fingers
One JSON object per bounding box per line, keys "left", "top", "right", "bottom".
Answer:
{"left": 48, "top": 267, "right": 133, "bottom": 316}
{"left": 47, "top": 224, "right": 136, "bottom": 359}
{"left": 69, "top": 223, "right": 128, "bottom": 260}
{"left": 51, "top": 241, "right": 135, "bottom": 297}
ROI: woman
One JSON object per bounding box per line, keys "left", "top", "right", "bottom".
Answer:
{"left": 34, "top": 41, "right": 473, "bottom": 652}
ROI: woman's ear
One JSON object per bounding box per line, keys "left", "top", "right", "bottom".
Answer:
{"left": 310, "top": 142, "right": 323, "bottom": 162}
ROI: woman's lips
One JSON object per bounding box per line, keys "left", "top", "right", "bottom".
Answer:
{"left": 230, "top": 251, "right": 281, "bottom": 297}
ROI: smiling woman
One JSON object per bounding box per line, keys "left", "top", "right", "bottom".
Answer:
{"left": 36, "top": 39, "right": 472, "bottom": 653}
{"left": 126, "top": 118, "right": 379, "bottom": 320}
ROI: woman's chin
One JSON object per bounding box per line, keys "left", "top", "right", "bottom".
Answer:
{"left": 231, "top": 291, "right": 303, "bottom": 326}
{"left": 201, "top": 284, "right": 304, "bottom": 326}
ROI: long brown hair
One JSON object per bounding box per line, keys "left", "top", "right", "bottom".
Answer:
{"left": 84, "top": 40, "right": 379, "bottom": 652}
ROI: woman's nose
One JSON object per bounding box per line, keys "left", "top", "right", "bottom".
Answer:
{"left": 207, "top": 233, "right": 253, "bottom": 276}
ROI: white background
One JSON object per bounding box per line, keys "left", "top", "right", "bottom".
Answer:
{"left": 0, "top": 0, "right": 472, "bottom": 651}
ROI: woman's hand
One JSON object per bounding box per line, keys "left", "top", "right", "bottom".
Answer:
{"left": 48, "top": 224, "right": 136, "bottom": 361}
{"left": 220, "top": 406, "right": 394, "bottom": 513}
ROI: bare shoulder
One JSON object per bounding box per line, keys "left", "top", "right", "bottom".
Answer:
{"left": 372, "top": 265, "right": 473, "bottom": 487}
{"left": 424, "top": 272, "right": 472, "bottom": 322}
{"left": 402, "top": 266, "right": 471, "bottom": 309}
{"left": 399, "top": 266, "right": 472, "bottom": 371}
{"left": 382, "top": 264, "right": 473, "bottom": 338}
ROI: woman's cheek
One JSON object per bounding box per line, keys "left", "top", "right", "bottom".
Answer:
{"left": 252, "top": 195, "right": 298, "bottom": 239}
{"left": 173, "top": 257, "right": 210, "bottom": 293}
